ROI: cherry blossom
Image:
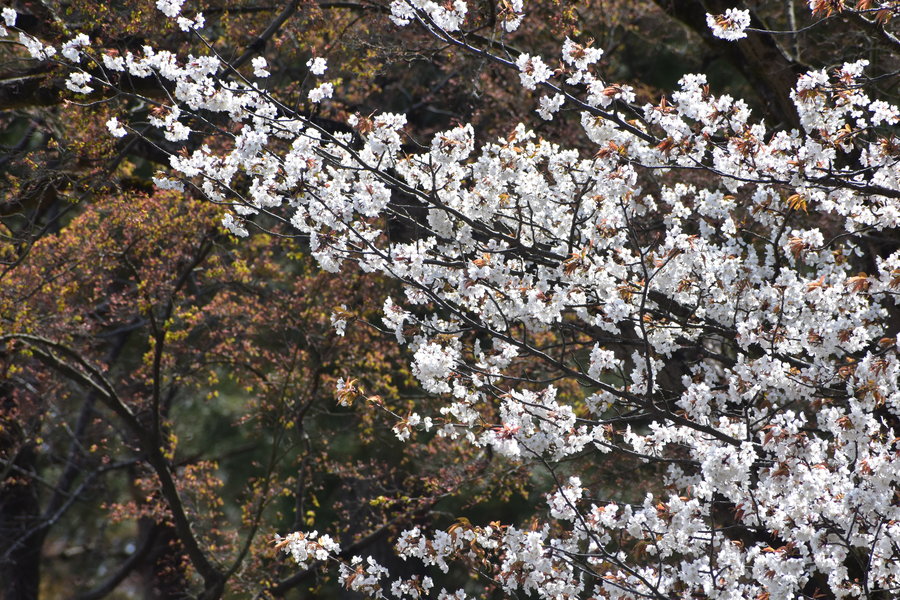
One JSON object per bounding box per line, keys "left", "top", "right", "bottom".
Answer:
{"left": 251, "top": 56, "right": 269, "bottom": 78}
{"left": 306, "top": 56, "right": 328, "bottom": 75}
{"left": 706, "top": 8, "right": 752, "bottom": 41}
{"left": 13, "top": 0, "right": 900, "bottom": 597}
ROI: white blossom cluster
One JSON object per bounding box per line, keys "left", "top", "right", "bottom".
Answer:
{"left": 386, "top": 0, "right": 523, "bottom": 34}
{"left": 706, "top": 8, "right": 752, "bottom": 41}
{"left": 388, "top": 0, "right": 468, "bottom": 31}
{"left": 274, "top": 530, "right": 340, "bottom": 570}
{"left": 275, "top": 533, "right": 440, "bottom": 600}
{"left": 10, "top": 0, "right": 900, "bottom": 597}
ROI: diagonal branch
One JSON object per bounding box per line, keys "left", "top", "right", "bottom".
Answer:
{"left": 220, "top": 0, "right": 301, "bottom": 77}
{"left": 1, "top": 334, "right": 227, "bottom": 598}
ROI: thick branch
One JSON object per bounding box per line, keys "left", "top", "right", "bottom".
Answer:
{"left": 72, "top": 526, "right": 159, "bottom": 600}
{"left": 0, "top": 335, "right": 226, "bottom": 598}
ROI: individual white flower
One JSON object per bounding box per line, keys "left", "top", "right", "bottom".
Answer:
{"left": 102, "top": 53, "right": 126, "bottom": 71}
{"left": 308, "top": 82, "right": 333, "bottom": 103}
{"left": 330, "top": 305, "right": 348, "bottom": 336}
{"left": 65, "top": 71, "right": 93, "bottom": 94}
{"left": 339, "top": 556, "right": 389, "bottom": 594}
{"left": 536, "top": 93, "right": 565, "bottom": 120}
{"left": 152, "top": 175, "right": 185, "bottom": 192}
{"left": 547, "top": 476, "right": 583, "bottom": 520}
{"left": 430, "top": 123, "right": 474, "bottom": 163}
{"left": 393, "top": 421, "right": 413, "bottom": 442}
{"left": 221, "top": 213, "right": 249, "bottom": 237}
{"left": 251, "top": 56, "right": 270, "bottom": 78}
{"left": 388, "top": 0, "right": 415, "bottom": 26}
{"left": 176, "top": 12, "right": 205, "bottom": 31}
{"left": 105, "top": 117, "right": 128, "bottom": 138}
{"left": 870, "top": 100, "right": 900, "bottom": 126}
{"left": 164, "top": 119, "right": 190, "bottom": 142}
{"left": 315, "top": 533, "right": 340, "bottom": 557}
{"left": 706, "top": 8, "right": 751, "bottom": 41}
{"left": 515, "top": 53, "right": 553, "bottom": 90}
{"left": 440, "top": 0, "right": 468, "bottom": 31}
{"left": 588, "top": 344, "right": 619, "bottom": 380}
{"left": 500, "top": 0, "right": 524, "bottom": 32}
{"left": 502, "top": 13, "right": 524, "bottom": 32}
{"left": 335, "top": 377, "right": 358, "bottom": 407}
{"left": 561, "top": 37, "right": 604, "bottom": 71}
{"left": 2, "top": 7, "right": 16, "bottom": 27}
{"left": 156, "top": 0, "right": 185, "bottom": 18}
{"left": 587, "top": 81, "right": 635, "bottom": 109}
{"left": 307, "top": 56, "right": 327, "bottom": 75}
{"left": 61, "top": 33, "right": 90, "bottom": 62}
{"left": 383, "top": 297, "right": 410, "bottom": 343}
{"left": 840, "top": 58, "right": 869, "bottom": 78}
{"left": 125, "top": 51, "right": 153, "bottom": 78}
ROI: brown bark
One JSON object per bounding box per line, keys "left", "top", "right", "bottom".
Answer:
{"left": 0, "top": 388, "right": 42, "bottom": 600}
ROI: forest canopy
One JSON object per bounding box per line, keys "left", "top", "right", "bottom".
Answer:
{"left": 2, "top": 1, "right": 900, "bottom": 599}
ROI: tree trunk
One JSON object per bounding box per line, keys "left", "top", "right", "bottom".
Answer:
{"left": 0, "top": 388, "right": 42, "bottom": 600}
